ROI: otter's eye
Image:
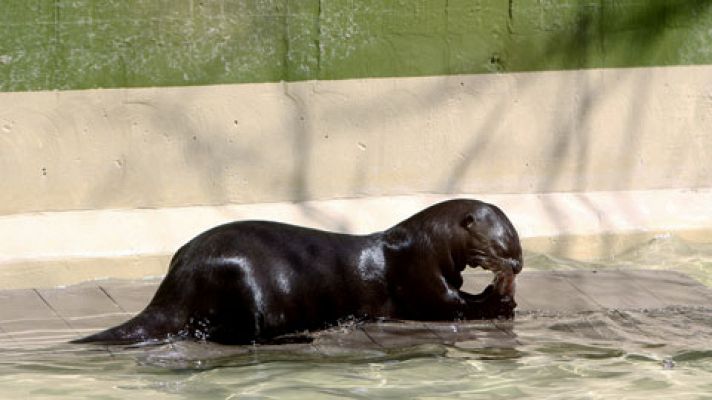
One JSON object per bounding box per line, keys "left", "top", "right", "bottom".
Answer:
{"left": 461, "top": 214, "right": 475, "bottom": 230}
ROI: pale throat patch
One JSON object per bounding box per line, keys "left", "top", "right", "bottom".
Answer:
{"left": 357, "top": 245, "right": 386, "bottom": 281}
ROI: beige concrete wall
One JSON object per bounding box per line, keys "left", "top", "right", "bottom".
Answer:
{"left": 1, "top": 65, "right": 711, "bottom": 215}
{"left": 2, "top": 189, "right": 712, "bottom": 289}
{"left": 1, "top": 65, "right": 711, "bottom": 288}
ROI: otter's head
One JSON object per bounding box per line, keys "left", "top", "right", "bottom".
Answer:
{"left": 459, "top": 202, "right": 523, "bottom": 275}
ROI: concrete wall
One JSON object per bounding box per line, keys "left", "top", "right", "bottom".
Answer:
{"left": 1, "top": 66, "right": 711, "bottom": 214}
{"left": 2, "top": 1, "right": 711, "bottom": 214}
{"left": 1, "top": 1, "right": 711, "bottom": 287}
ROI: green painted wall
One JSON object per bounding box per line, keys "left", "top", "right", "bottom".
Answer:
{"left": 1, "top": 0, "right": 711, "bottom": 92}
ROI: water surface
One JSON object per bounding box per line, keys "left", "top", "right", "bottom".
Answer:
{"left": 1, "top": 235, "right": 710, "bottom": 399}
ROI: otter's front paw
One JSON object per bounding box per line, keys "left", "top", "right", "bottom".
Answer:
{"left": 480, "top": 283, "right": 517, "bottom": 319}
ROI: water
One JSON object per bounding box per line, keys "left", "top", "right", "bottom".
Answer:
{"left": 1, "top": 235, "right": 711, "bottom": 399}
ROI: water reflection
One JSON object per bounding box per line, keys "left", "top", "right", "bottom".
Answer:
{"left": 0, "top": 307, "right": 710, "bottom": 398}
{"left": 0, "top": 235, "right": 711, "bottom": 398}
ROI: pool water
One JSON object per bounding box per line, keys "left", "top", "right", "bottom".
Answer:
{"left": 1, "top": 235, "right": 711, "bottom": 399}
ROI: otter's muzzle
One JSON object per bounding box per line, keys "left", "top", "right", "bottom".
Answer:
{"left": 503, "top": 257, "right": 523, "bottom": 275}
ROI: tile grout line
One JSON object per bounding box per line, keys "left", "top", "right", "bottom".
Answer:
{"left": 358, "top": 326, "right": 385, "bottom": 349}
{"left": 619, "top": 270, "right": 675, "bottom": 308}
{"left": 32, "top": 288, "right": 76, "bottom": 333}
{"left": 422, "top": 322, "right": 452, "bottom": 342}
{"left": 98, "top": 285, "right": 127, "bottom": 313}
{"left": 554, "top": 272, "right": 608, "bottom": 311}
{"left": 623, "top": 270, "right": 712, "bottom": 307}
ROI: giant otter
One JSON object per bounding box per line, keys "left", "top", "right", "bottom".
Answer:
{"left": 73, "top": 199, "right": 522, "bottom": 345}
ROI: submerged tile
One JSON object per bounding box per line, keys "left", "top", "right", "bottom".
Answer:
{"left": 314, "top": 325, "right": 380, "bottom": 349}
{"left": 98, "top": 281, "right": 159, "bottom": 314}
{"left": 361, "top": 321, "right": 442, "bottom": 348}
{"left": 0, "top": 271, "right": 710, "bottom": 350}
{"left": 514, "top": 271, "right": 603, "bottom": 313}
{"left": 0, "top": 289, "right": 61, "bottom": 321}
{"left": 0, "top": 289, "right": 72, "bottom": 337}
{"left": 619, "top": 270, "right": 712, "bottom": 307}
{"left": 559, "top": 270, "right": 668, "bottom": 310}
{"left": 66, "top": 314, "right": 133, "bottom": 332}
{"left": 36, "top": 286, "right": 123, "bottom": 319}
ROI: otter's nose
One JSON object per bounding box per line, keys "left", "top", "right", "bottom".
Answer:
{"left": 505, "top": 258, "right": 523, "bottom": 274}
{"left": 513, "top": 259, "right": 523, "bottom": 274}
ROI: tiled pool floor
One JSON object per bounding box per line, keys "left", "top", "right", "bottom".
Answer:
{"left": 1, "top": 270, "right": 710, "bottom": 350}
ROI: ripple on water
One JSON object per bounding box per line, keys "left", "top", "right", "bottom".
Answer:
{"left": 0, "top": 308, "right": 711, "bottom": 399}
{"left": 0, "top": 236, "right": 711, "bottom": 398}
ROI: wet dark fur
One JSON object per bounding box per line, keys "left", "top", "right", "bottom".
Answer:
{"left": 72, "top": 199, "right": 522, "bottom": 345}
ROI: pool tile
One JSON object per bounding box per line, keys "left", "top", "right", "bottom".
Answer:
{"left": 558, "top": 270, "right": 668, "bottom": 310}
{"left": 514, "top": 271, "right": 603, "bottom": 312}
{"left": 36, "top": 286, "right": 123, "bottom": 319}
{"left": 426, "top": 320, "right": 514, "bottom": 342}
{"left": 314, "top": 326, "right": 380, "bottom": 349}
{"left": 98, "top": 281, "right": 159, "bottom": 313}
{"left": 0, "top": 289, "right": 72, "bottom": 337}
{"left": 619, "top": 270, "right": 712, "bottom": 307}
{"left": 0, "top": 289, "right": 61, "bottom": 321}
{"left": 1, "top": 271, "right": 710, "bottom": 351}
{"left": 0, "top": 319, "right": 74, "bottom": 340}
{"left": 361, "top": 321, "right": 442, "bottom": 348}
{"left": 65, "top": 313, "right": 133, "bottom": 332}
{"left": 460, "top": 271, "right": 493, "bottom": 295}
{"left": 5, "top": 328, "right": 77, "bottom": 346}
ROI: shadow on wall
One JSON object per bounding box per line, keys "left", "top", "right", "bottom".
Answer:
{"left": 102, "top": 0, "right": 710, "bottom": 250}
{"left": 313, "top": 1, "right": 709, "bottom": 254}
{"left": 449, "top": 0, "right": 711, "bottom": 256}
{"left": 4, "top": 1, "right": 711, "bottom": 257}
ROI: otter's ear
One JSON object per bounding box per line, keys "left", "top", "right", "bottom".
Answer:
{"left": 461, "top": 214, "right": 475, "bottom": 230}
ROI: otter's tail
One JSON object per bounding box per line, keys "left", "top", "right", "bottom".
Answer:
{"left": 70, "top": 306, "right": 185, "bottom": 345}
